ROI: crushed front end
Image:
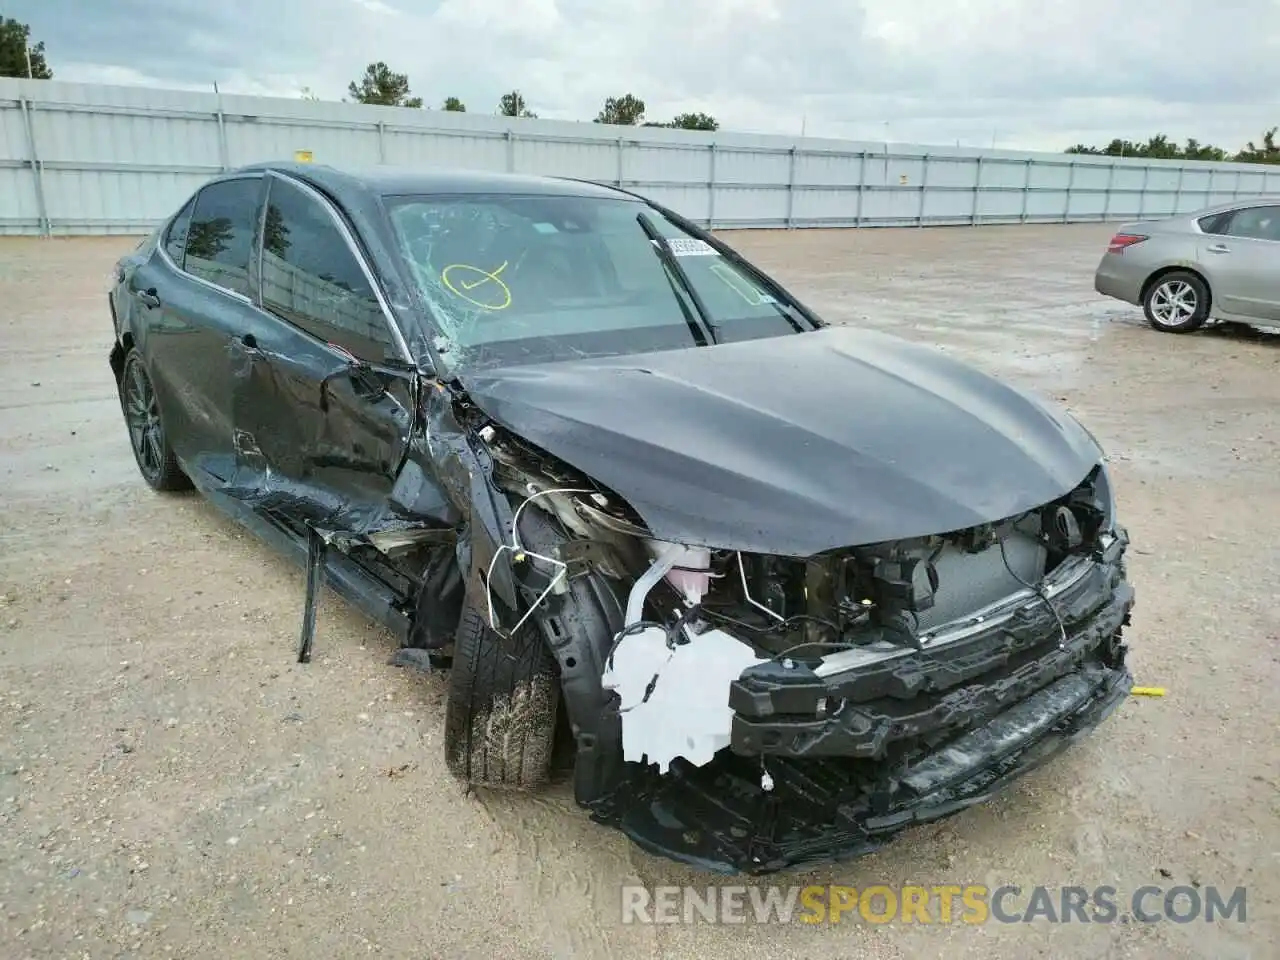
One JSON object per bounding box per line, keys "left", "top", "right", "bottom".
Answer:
{"left": 573, "top": 467, "right": 1134, "bottom": 874}
{"left": 473, "top": 422, "right": 1133, "bottom": 874}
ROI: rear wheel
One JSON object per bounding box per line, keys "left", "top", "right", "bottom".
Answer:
{"left": 444, "top": 603, "right": 560, "bottom": 789}
{"left": 120, "top": 348, "right": 190, "bottom": 491}
{"left": 1143, "top": 271, "right": 1210, "bottom": 333}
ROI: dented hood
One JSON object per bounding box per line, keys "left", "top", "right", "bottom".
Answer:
{"left": 459, "top": 327, "right": 1102, "bottom": 555}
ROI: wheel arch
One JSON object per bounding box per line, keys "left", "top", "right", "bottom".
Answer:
{"left": 501, "top": 498, "right": 630, "bottom": 804}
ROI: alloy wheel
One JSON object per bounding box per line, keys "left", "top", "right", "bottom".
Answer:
{"left": 1149, "top": 280, "right": 1198, "bottom": 327}
{"left": 123, "top": 358, "right": 164, "bottom": 482}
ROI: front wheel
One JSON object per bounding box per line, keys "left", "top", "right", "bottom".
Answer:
{"left": 119, "top": 348, "right": 190, "bottom": 491}
{"left": 1143, "top": 271, "right": 1210, "bottom": 333}
{"left": 443, "top": 604, "right": 560, "bottom": 789}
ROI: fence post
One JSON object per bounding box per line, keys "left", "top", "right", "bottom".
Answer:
{"left": 1173, "top": 165, "right": 1185, "bottom": 215}
{"left": 707, "top": 143, "right": 717, "bottom": 229}
{"left": 1205, "top": 167, "right": 1215, "bottom": 207}
{"left": 1062, "top": 161, "right": 1075, "bottom": 223}
{"left": 970, "top": 156, "right": 983, "bottom": 225}
{"left": 615, "top": 138, "right": 624, "bottom": 187}
{"left": 1232, "top": 169, "right": 1243, "bottom": 199}
{"left": 19, "top": 96, "right": 50, "bottom": 237}
{"left": 855, "top": 150, "right": 867, "bottom": 227}
{"left": 1102, "top": 162, "right": 1115, "bottom": 220}
{"left": 215, "top": 106, "right": 230, "bottom": 171}
{"left": 505, "top": 130, "right": 515, "bottom": 172}
{"left": 1020, "top": 159, "right": 1032, "bottom": 223}
{"left": 917, "top": 154, "right": 929, "bottom": 227}
{"left": 785, "top": 147, "right": 797, "bottom": 228}
{"left": 377, "top": 121, "right": 387, "bottom": 164}
{"left": 1136, "top": 165, "right": 1149, "bottom": 219}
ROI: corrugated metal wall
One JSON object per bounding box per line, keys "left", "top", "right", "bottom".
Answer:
{"left": 3, "top": 78, "right": 1279, "bottom": 236}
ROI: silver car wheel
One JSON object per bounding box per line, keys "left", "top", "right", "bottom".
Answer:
{"left": 1150, "top": 280, "right": 1198, "bottom": 326}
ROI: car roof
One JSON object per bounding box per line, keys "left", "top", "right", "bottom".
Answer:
{"left": 1184, "top": 195, "right": 1280, "bottom": 218}
{"left": 229, "top": 161, "right": 633, "bottom": 202}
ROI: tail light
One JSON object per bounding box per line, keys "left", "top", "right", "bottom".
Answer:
{"left": 1107, "top": 233, "right": 1147, "bottom": 254}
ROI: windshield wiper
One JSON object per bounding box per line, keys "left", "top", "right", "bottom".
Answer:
{"left": 636, "top": 211, "right": 719, "bottom": 345}
{"left": 652, "top": 205, "right": 819, "bottom": 333}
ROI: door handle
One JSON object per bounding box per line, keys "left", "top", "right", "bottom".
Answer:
{"left": 1206, "top": 244, "right": 1231, "bottom": 254}
{"left": 135, "top": 287, "right": 161, "bottom": 308}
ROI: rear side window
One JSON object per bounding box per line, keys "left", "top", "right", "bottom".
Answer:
{"left": 260, "top": 176, "right": 397, "bottom": 361}
{"left": 183, "top": 178, "right": 261, "bottom": 297}
{"left": 163, "top": 195, "right": 196, "bottom": 265}
{"left": 1197, "top": 212, "right": 1231, "bottom": 235}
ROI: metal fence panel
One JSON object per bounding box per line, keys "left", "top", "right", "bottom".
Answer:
{"left": 2, "top": 77, "right": 1279, "bottom": 237}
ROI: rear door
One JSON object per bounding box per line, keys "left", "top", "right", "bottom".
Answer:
{"left": 134, "top": 174, "right": 268, "bottom": 480}
{"left": 1197, "top": 204, "right": 1280, "bottom": 322}
{"left": 226, "top": 171, "right": 417, "bottom": 534}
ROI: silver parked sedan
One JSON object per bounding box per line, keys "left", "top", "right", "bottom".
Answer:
{"left": 1094, "top": 197, "right": 1280, "bottom": 333}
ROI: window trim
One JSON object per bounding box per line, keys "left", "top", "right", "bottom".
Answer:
{"left": 155, "top": 174, "right": 263, "bottom": 306}
{"left": 262, "top": 171, "right": 414, "bottom": 366}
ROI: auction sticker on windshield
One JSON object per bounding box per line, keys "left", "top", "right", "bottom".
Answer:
{"left": 667, "top": 238, "right": 718, "bottom": 257}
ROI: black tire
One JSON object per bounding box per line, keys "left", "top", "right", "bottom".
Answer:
{"left": 1143, "top": 270, "right": 1210, "bottom": 334}
{"left": 119, "top": 347, "right": 191, "bottom": 492}
{"left": 444, "top": 603, "right": 560, "bottom": 789}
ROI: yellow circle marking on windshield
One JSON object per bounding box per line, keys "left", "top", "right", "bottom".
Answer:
{"left": 442, "top": 261, "right": 511, "bottom": 310}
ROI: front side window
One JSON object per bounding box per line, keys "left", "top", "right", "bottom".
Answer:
{"left": 260, "top": 177, "right": 397, "bottom": 361}
{"left": 183, "top": 178, "right": 261, "bottom": 296}
{"left": 385, "top": 193, "right": 809, "bottom": 369}
{"left": 1222, "top": 205, "right": 1280, "bottom": 242}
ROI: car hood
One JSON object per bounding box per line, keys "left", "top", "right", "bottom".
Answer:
{"left": 458, "top": 327, "right": 1102, "bottom": 555}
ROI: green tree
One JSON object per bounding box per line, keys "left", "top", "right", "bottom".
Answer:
{"left": 1234, "top": 127, "right": 1279, "bottom": 164}
{"left": 299, "top": 86, "right": 321, "bottom": 101}
{"left": 1181, "top": 139, "right": 1227, "bottom": 162}
{"left": 595, "top": 94, "right": 645, "bottom": 125}
{"left": 498, "top": 90, "right": 536, "bottom": 118}
{"left": 442, "top": 96, "right": 466, "bottom": 112}
{"left": 347, "top": 62, "right": 423, "bottom": 108}
{"left": 670, "top": 111, "right": 718, "bottom": 131}
{"left": 1137, "top": 134, "right": 1182, "bottom": 160}
{"left": 0, "top": 17, "right": 53, "bottom": 79}
{"left": 1063, "top": 129, "right": 1277, "bottom": 163}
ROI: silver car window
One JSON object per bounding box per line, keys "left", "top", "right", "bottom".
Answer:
{"left": 1223, "top": 205, "right": 1280, "bottom": 242}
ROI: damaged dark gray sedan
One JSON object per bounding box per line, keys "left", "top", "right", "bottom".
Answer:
{"left": 108, "top": 163, "right": 1135, "bottom": 874}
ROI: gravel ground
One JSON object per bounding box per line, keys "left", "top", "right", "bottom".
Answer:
{"left": 1, "top": 225, "right": 1277, "bottom": 959}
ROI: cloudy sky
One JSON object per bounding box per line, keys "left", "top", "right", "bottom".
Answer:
{"left": 10, "top": 0, "right": 1279, "bottom": 152}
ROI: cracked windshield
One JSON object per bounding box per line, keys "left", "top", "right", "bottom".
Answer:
{"left": 386, "top": 193, "right": 807, "bottom": 367}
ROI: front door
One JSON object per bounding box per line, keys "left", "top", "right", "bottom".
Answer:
{"left": 224, "top": 171, "right": 417, "bottom": 536}
{"left": 1198, "top": 204, "right": 1280, "bottom": 322}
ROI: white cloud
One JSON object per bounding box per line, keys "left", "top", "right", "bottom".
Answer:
{"left": 9, "top": 0, "right": 1279, "bottom": 152}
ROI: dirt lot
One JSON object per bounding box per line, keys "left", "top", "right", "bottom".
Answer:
{"left": 1, "top": 225, "right": 1277, "bottom": 959}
